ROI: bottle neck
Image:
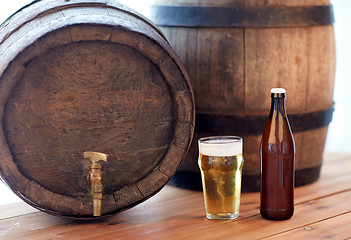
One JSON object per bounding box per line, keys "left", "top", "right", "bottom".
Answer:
{"left": 270, "top": 93, "right": 287, "bottom": 117}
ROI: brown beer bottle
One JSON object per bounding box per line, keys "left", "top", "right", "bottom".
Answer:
{"left": 260, "top": 88, "right": 295, "bottom": 220}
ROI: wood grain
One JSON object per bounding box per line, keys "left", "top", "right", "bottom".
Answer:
{"left": 1, "top": 153, "right": 351, "bottom": 239}
{"left": 265, "top": 212, "right": 351, "bottom": 239}
{"left": 0, "top": 0, "right": 194, "bottom": 218}
{"left": 152, "top": 0, "right": 336, "bottom": 191}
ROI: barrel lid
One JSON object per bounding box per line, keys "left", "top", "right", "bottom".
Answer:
{"left": 0, "top": 0, "right": 194, "bottom": 219}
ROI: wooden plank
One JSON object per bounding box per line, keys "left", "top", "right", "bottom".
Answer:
{"left": 325, "top": 152, "right": 351, "bottom": 161}
{"left": 0, "top": 202, "right": 38, "bottom": 220}
{"left": 5, "top": 189, "right": 350, "bottom": 240}
{"left": 320, "top": 153, "right": 351, "bottom": 179}
{"left": 264, "top": 212, "right": 351, "bottom": 239}
{"left": 0, "top": 181, "right": 349, "bottom": 240}
{"left": 0, "top": 192, "right": 204, "bottom": 239}
{"left": 102, "top": 190, "right": 351, "bottom": 240}
{"left": 0, "top": 186, "right": 201, "bottom": 237}
{"left": 0, "top": 213, "right": 72, "bottom": 238}
{"left": 1, "top": 154, "right": 350, "bottom": 239}
{"left": 0, "top": 185, "right": 192, "bottom": 219}
{"left": 296, "top": 173, "right": 351, "bottom": 202}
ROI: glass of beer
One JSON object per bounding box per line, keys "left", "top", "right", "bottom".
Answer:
{"left": 198, "top": 136, "right": 244, "bottom": 220}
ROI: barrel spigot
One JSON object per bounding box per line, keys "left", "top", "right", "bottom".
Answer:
{"left": 84, "top": 151, "right": 108, "bottom": 217}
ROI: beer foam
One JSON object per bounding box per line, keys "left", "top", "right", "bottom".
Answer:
{"left": 271, "top": 88, "right": 286, "bottom": 94}
{"left": 199, "top": 137, "right": 243, "bottom": 157}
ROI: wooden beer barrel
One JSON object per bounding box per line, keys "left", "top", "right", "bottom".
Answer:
{"left": 150, "top": 0, "right": 335, "bottom": 192}
{"left": 0, "top": 0, "right": 194, "bottom": 219}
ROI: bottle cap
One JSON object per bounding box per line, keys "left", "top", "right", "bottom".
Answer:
{"left": 271, "top": 88, "right": 286, "bottom": 94}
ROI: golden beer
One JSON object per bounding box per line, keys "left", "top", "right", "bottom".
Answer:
{"left": 198, "top": 136, "right": 244, "bottom": 220}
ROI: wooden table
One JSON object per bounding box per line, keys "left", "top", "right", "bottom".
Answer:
{"left": 1, "top": 153, "right": 351, "bottom": 239}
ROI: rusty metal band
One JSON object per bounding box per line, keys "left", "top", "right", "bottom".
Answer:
{"left": 196, "top": 106, "right": 334, "bottom": 135}
{"left": 150, "top": 5, "right": 334, "bottom": 28}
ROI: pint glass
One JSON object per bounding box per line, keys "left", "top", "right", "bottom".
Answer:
{"left": 198, "top": 136, "right": 244, "bottom": 220}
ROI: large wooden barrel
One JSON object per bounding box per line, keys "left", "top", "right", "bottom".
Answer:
{"left": 151, "top": 0, "right": 335, "bottom": 192}
{"left": 0, "top": 0, "right": 194, "bottom": 219}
